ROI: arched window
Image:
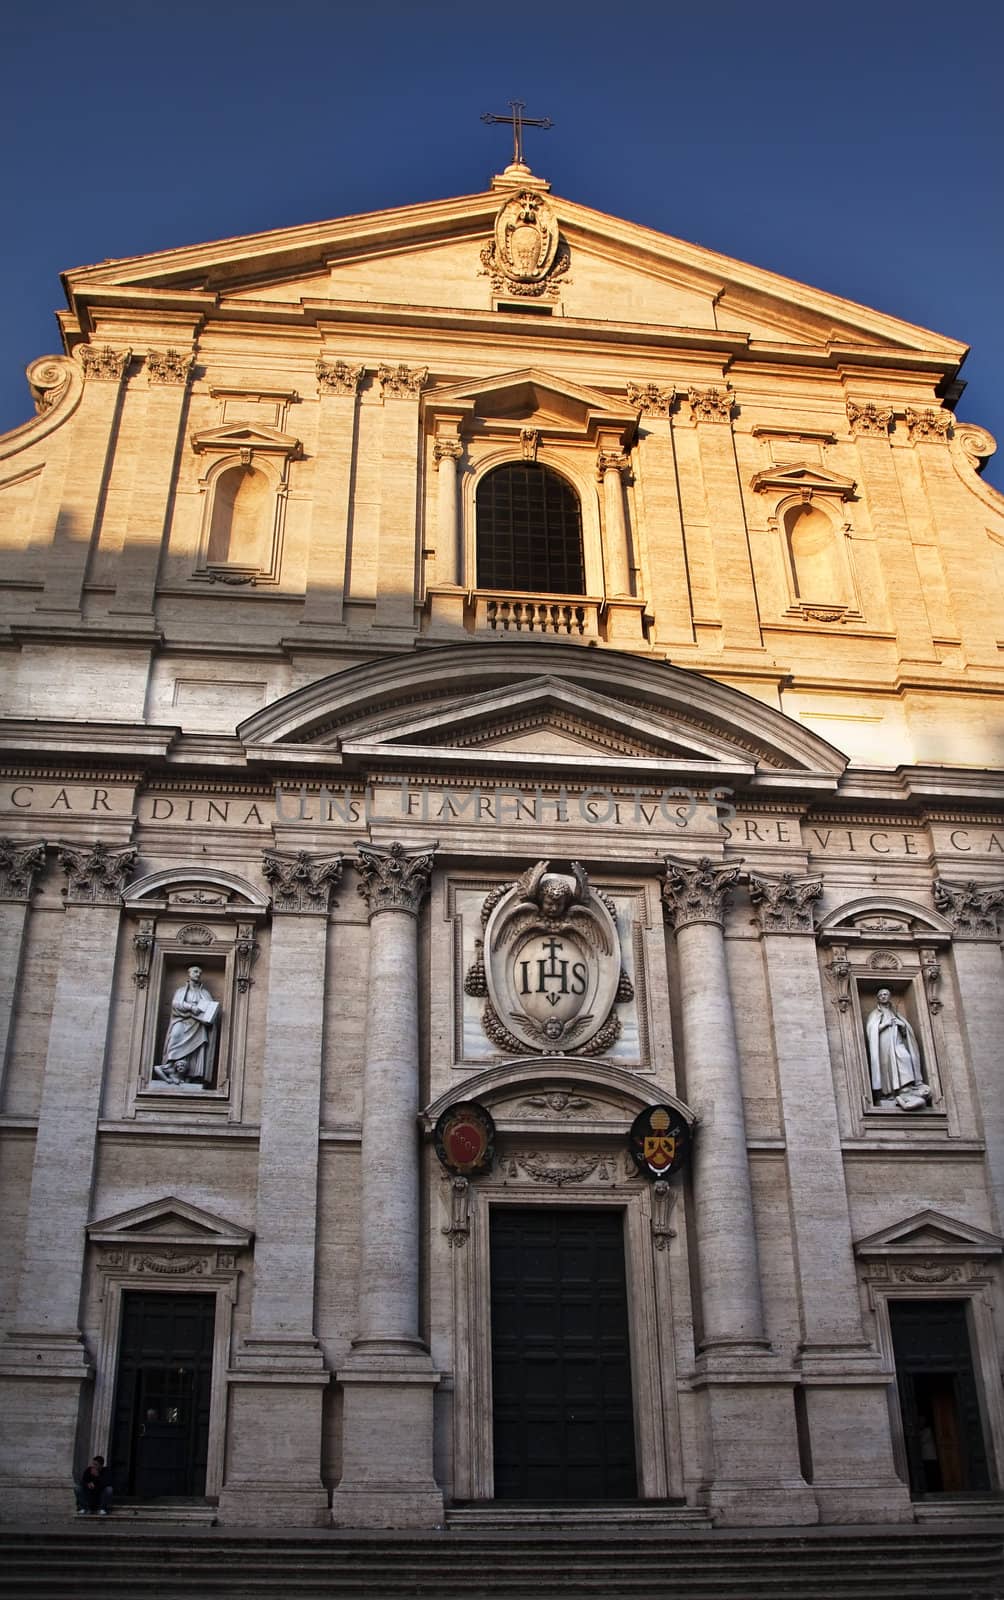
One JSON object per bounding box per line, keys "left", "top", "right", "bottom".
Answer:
{"left": 476, "top": 464, "right": 585, "bottom": 595}
{"left": 207, "top": 464, "right": 272, "bottom": 569}
{"left": 784, "top": 502, "right": 847, "bottom": 605}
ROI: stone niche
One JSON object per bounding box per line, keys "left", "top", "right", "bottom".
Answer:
{"left": 817, "top": 897, "right": 954, "bottom": 1138}
{"left": 123, "top": 869, "right": 269, "bottom": 1120}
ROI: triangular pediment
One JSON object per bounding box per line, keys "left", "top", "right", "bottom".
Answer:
{"left": 751, "top": 462, "right": 857, "bottom": 499}
{"left": 87, "top": 1196, "right": 252, "bottom": 1249}
{"left": 190, "top": 422, "right": 301, "bottom": 456}
{"left": 855, "top": 1209, "right": 1004, "bottom": 1259}
{"left": 239, "top": 644, "right": 848, "bottom": 786}
{"left": 59, "top": 186, "right": 966, "bottom": 366}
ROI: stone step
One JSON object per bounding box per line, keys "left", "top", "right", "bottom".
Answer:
{"left": 447, "top": 1505, "right": 713, "bottom": 1528}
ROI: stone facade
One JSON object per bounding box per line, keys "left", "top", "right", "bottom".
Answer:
{"left": 1, "top": 161, "right": 1003, "bottom": 1529}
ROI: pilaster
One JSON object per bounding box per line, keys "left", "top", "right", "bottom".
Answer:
{"left": 37, "top": 346, "right": 132, "bottom": 617}
{"left": 627, "top": 382, "right": 694, "bottom": 649}
{"left": 0, "top": 840, "right": 135, "bottom": 1519}
{"left": 219, "top": 850, "right": 343, "bottom": 1528}
{"left": 0, "top": 839, "right": 46, "bottom": 1098}
{"left": 375, "top": 364, "right": 426, "bottom": 632}
{"left": 685, "top": 387, "right": 763, "bottom": 653}
{"left": 748, "top": 872, "right": 911, "bottom": 1524}
{"left": 332, "top": 840, "right": 443, "bottom": 1529}
{"left": 110, "top": 344, "right": 197, "bottom": 617}
{"left": 934, "top": 878, "right": 1004, "bottom": 1230}
{"left": 300, "top": 358, "right": 365, "bottom": 630}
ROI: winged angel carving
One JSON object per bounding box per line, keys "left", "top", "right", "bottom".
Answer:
{"left": 498, "top": 861, "right": 612, "bottom": 955}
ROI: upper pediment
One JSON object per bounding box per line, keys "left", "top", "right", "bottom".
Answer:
{"left": 87, "top": 1196, "right": 252, "bottom": 1249}
{"left": 855, "top": 1209, "right": 1004, "bottom": 1259}
{"left": 59, "top": 184, "right": 967, "bottom": 366}
{"left": 750, "top": 462, "right": 857, "bottom": 499}
{"left": 190, "top": 422, "right": 301, "bottom": 457}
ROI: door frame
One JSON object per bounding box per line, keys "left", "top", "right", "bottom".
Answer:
{"left": 449, "top": 1178, "right": 684, "bottom": 1502}
{"left": 87, "top": 1220, "right": 246, "bottom": 1500}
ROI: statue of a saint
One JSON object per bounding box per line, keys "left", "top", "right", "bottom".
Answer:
{"left": 865, "top": 987, "right": 930, "bottom": 1111}
{"left": 151, "top": 965, "right": 220, "bottom": 1090}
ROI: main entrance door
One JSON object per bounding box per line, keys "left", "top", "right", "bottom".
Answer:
{"left": 890, "top": 1299, "right": 992, "bottom": 1495}
{"left": 490, "top": 1207, "right": 637, "bottom": 1500}
{"left": 109, "top": 1291, "right": 215, "bottom": 1498}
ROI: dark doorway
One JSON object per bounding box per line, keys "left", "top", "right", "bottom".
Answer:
{"left": 889, "top": 1299, "right": 992, "bottom": 1495}
{"left": 109, "top": 1291, "right": 215, "bottom": 1498}
{"left": 490, "top": 1207, "right": 637, "bottom": 1500}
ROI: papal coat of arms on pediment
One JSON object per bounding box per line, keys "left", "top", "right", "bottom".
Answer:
{"left": 465, "top": 861, "right": 632, "bottom": 1055}
{"left": 480, "top": 191, "right": 571, "bottom": 300}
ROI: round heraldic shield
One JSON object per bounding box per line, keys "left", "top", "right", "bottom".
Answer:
{"left": 628, "top": 1105, "right": 691, "bottom": 1180}
{"left": 434, "top": 1102, "right": 496, "bottom": 1177}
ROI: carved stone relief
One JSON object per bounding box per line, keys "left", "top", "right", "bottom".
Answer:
{"left": 146, "top": 349, "right": 194, "bottom": 386}
{"left": 377, "top": 363, "right": 427, "bottom": 399}
{"left": 57, "top": 841, "right": 136, "bottom": 903}
{"left": 0, "top": 838, "right": 46, "bottom": 901}
{"left": 846, "top": 399, "right": 892, "bottom": 437}
{"left": 316, "top": 358, "right": 365, "bottom": 396}
{"left": 748, "top": 871, "right": 822, "bottom": 934}
{"left": 263, "top": 849, "right": 343, "bottom": 914}
{"left": 80, "top": 345, "right": 132, "bottom": 381}
{"left": 479, "top": 189, "right": 571, "bottom": 300}
{"left": 355, "top": 840, "right": 436, "bottom": 917}
{"left": 627, "top": 380, "right": 674, "bottom": 416}
{"left": 904, "top": 407, "right": 952, "bottom": 443}
{"left": 933, "top": 878, "right": 1004, "bottom": 939}
{"left": 688, "top": 386, "right": 734, "bottom": 423}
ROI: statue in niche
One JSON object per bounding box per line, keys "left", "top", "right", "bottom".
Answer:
{"left": 865, "top": 988, "right": 930, "bottom": 1111}
{"left": 151, "top": 965, "right": 221, "bottom": 1090}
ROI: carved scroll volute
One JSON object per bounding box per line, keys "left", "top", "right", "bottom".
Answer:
{"left": 919, "top": 946, "right": 943, "bottom": 1014}
{"left": 0, "top": 838, "right": 46, "bottom": 902}
{"left": 235, "top": 922, "right": 259, "bottom": 992}
{"left": 354, "top": 840, "right": 437, "bottom": 918}
{"left": 661, "top": 856, "right": 742, "bottom": 930}
{"left": 132, "top": 918, "right": 155, "bottom": 988}
{"left": 651, "top": 1180, "right": 678, "bottom": 1252}
{"left": 442, "top": 1176, "right": 470, "bottom": 1248}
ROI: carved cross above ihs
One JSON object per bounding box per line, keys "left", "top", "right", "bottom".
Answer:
{"left": 481, "top": 99, "right": 553, "bottom": 168}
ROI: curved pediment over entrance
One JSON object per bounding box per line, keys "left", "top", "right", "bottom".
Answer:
{"left": 239, "top": 643, "right": 846, "bottom": 788}
{"left": 422, "top": 1057, "right": 694, "bottom": 1136}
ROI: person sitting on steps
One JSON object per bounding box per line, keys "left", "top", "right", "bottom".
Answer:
{"left": 75, "top": 1455, "right": 113, "bottom": 1517}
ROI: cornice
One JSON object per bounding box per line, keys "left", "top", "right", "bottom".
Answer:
{"left": 0, "top": 720, "right": 179, "bottom": 761}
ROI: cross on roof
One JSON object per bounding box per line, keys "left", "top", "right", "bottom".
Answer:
{"left": 481, "top": 99, "right": 553, "bottom": 169}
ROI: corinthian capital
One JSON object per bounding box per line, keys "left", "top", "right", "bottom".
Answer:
{"left": 661, "top": 855, "right": 742, "bottom": 929}
{"left": 0, "top": 838, "right": 46, "bottom": 902}
{"left": 378, "top": 363, "right": 428, "bottom": 399}
{"left": 262, "top": 850, "right": 343, "bottom": 914}
{"left": 355, "top": 840, "right": 437, "bottom": 918}
{"left": 434, "top": 437, "right": 463, "bottom": 465}
{"left": 80, "top": 345, "right": 132, "bottom": 381}
{"left": 904, "top": 407, "right": 952, "bottom": 444}
{"left": 146, "top": 349, "right": 194, "bottom": 386}
{"left": 316, "top": 358, "right": 365, "bottom": 396}
{"left": 57, "top": 841, "right": 136, "bottom": 903}
{"left": 933, "top": 878, "right": 1004, "bottom": 940}
{"left": 627, "top": 380, "right": 674, "bottom": 416}
{"left": 688, "top": 385, "right": 734, "bottom": 424}
{"left": 748, "top": 871, "right": 822, "bottom": 934}
{"left": 846, "top": 399, "right": 892, "bottom": 437}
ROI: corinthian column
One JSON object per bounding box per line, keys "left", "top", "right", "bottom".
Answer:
{"left": 219, "top": 850, "right": 342, "bottom": 1528}
{"left": 598, "top": 448, "right": 632, "bottom": 598}
{"left": 661, "top": 855, "right": 816, "bottom": 1526}
{"left": 332, "top": 839, "right": 443, "bottom": 1528}
{"left": 662, "top": 855, "right": 766, "bottom": 1351}
{"left": 748, "top": 872, "right": 910, "bottom": 1524}
{"left": 433, "top": 437, "right": 463, "bottom": 588}
{"left": 0, "top": 840, "right": 135, "bottom": 1519}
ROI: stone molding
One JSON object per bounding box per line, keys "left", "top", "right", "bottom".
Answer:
{"left": 262, "top": 849, "right": 343, "bottom": 914}
{"left": 378, "top": 363, "right": 428, "bottom": 400}
{"left": 145, "top": 349, "right": 194, "bottom": 386}
{"left": 904, "top": 406, "right": 952, "bottom": 444}
{"left": 0, "top": 837, "right": 46, "bottom": 902}
{"left": 748, "top": 871, "right": 823, "bottom": 934}
{"left": 627, "top": 380, "right": 674, "bottom": 416}
{"left": 434, "top": 437, "right": 463, "bottom": 465}
{"left": 846, "top": 399, "right": 892, "bottom": 437}
{"left": 933, "top": 877, "right": 1004, "bottom": 940}
{"left": 519, "top": 426, "right": 540, "bottom": 462}
{"left": 661, "top": 855, "right": 742, "bottom": 929}
{"left": 80, "top": 345, "right": 132, "bottom": 381}
{"left": 688, "top": 385, "right": 734, "bottom": 424}
{"left": 316, "top": 358, "right": 365, "bottom": 396}
{"left": 354, "top": 839, "right": 437, "bottom": 918}
{"left": 57, "top": 841, "right": 137, "bottom": 903}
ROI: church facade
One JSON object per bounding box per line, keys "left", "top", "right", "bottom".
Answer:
{"left": 1, "top": 156, "right": 1003, "bottom": 1530}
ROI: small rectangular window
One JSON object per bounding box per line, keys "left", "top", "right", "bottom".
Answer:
{"left": 495, "top": 301, "right": 553, "bottom": 316}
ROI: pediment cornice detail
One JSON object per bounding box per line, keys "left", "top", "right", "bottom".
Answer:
{"left": 855, "top": 1209, "right": 1004, "bottom": 1260}
{"left": 423, "top": 367, "right": 635, "bottom": 442}
{"left": 751, "top": 462, "right": 857, "bottom": 500}
{"left": 237, "top": 644, "right": 848, "bottom": 785}
{"left": 87, "top": 1196, "right": 252, "bottom": 1249}
{"left": 190, "top": 422, "right": 301, "bottom": 457}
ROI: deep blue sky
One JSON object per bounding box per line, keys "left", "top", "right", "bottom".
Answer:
{"left": 2, "top": 0, "right": 1002, "bottom": 487}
